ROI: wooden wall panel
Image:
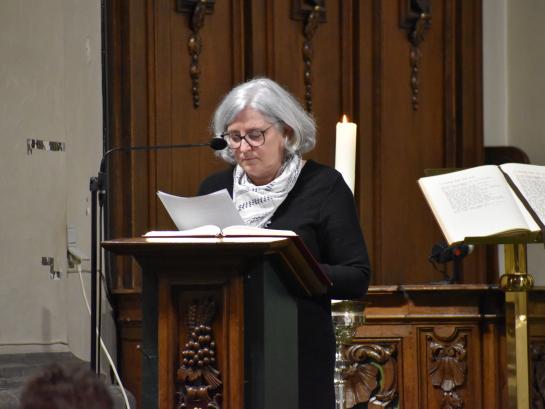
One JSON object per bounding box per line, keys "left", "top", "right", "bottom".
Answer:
{"left": 379, "top": 0, "right": 449, "bottom": 282}
{"left": 150, "top": 0, "right": 245, "bottom": 231}
{"left": 356, "top": 0, "right": 484, "bottom": 284}
{"left": 108, "top": 0, "right": 486, "bottom": 287}
{"left": 247, "top": 0, "right": 347, "bottom": 166}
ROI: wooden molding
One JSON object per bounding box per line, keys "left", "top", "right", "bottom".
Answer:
{"left": 175, "top": 0, "right": 216, "bottom": 108}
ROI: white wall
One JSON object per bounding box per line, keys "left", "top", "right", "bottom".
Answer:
{"left": 0, "top": 0, "right": 107, "bottom": 360}
{"left": 483, "top": 0, "right": 545, "bottom": 283}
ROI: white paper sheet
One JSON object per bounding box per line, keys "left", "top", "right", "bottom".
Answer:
{"left": 157, "top": 189, "right": 244, "bottom": 230}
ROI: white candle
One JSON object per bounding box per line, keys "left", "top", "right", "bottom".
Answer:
{"left": 335, "top": 115, "right": 357, "bottom": 194}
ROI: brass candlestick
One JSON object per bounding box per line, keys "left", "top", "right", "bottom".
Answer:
{"left": 331, "top": 300, "right": 366, "bottom": 409}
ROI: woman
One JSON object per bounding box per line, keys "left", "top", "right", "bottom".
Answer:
{"left": 199, "top": 78, "right": 370, "bottom": 409}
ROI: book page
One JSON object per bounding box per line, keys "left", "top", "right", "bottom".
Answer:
{"left": 500, "top": 163, "right": 545, "bottom": 226}
{"left": 418, "top": 165, "right": 533, "bottom": 244}
{"left": 222, "top": 225, "right": 296, "bottom": 237}
{"left": 144, "top": 225, "right": 222, "bottom": 237}
{"left": 157, "top": 190, "right": 243, "bottom": 230}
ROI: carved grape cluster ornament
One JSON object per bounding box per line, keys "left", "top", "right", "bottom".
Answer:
{"left": 176, "top": 300, "right": 222, "bottom": 409}
{"left": 182, "top": 324, "right": 216, "bottom": 368}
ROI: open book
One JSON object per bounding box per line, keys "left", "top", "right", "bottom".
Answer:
{"left": 145, "top": 225, "right": 296, "bottom": 238}
{"left": 418, "top": 163, "right": 545, "bottom": 245}
{"left": 148, "top": 190, "right": 331, "bottom": 288}
{"left": 150, "top": 190, "right": 297, "bottom": 238}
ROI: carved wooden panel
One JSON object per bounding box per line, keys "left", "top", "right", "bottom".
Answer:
{"left": 176, "top": 298, "right": 222, "bottom": 409}
{"left": 164, "top": 277, "right": 243, "bottom": 409}
{"left": 343, "top": 341, "right": 400, "bottom": 408}
{"left": 427, "top": 330, "right": 467, "bottom": 409}
{"left": 357, "top": 285, "right": 509, "bottom": 408}
{"left": 419, "top": 326, "right": 482, "bottom": 408}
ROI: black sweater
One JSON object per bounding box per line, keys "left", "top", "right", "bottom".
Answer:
{"left": 199, "top": 160, "right": 371, "bottom": 409}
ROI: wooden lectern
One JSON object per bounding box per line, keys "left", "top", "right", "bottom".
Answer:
{"left": 103, "top": 236, "right": 329, "bottom": 409}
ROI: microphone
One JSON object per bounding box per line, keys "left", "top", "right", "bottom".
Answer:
{"left": 89, "top": 136, "right": 226, "bottom": 374}
{"left": 428, "top": 241, "right": 474, "bottom": 284}
{"left": 98, "top": 137, "right": 227, "bottom": 173}
{"left": 429, "top": 242, "right": 473, "bottom": 264}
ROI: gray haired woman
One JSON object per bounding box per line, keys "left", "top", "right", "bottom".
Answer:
{"left": 200, "top": 77, "right": 370, "bottom": 409}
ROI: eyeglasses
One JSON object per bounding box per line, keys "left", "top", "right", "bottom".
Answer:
{"left": 220, "top": 123, "right": 277, "bottom": 149}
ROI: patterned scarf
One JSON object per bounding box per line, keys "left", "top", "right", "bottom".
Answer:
{"left": 233, "top": 153, "right": 303, "bottom": 227}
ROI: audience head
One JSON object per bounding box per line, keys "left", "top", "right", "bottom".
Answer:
{"left": 19, "top": 364, "right": 113, "bottom": 409}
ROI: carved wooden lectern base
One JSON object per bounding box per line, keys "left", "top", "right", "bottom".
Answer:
{"left": 104, "top": 236, "right": 327, "bottom": 409}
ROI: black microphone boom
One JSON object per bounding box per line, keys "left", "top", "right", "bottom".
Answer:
{"left": 89, "top": 136, "right": 226, "bottom": 373}
{"left": 99, "top": 137, "right": 227, "bottom": 173}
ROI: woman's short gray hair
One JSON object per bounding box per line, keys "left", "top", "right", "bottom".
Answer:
{"left": 212, "top": 78, "right": 316, "bottom": 163}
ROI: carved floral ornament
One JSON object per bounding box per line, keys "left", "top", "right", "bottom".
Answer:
{"left": 428, "top": 333, "right": 467, "bottom": 409}
{"left": 342, "top": 343, "right": 399, "bottom": 408}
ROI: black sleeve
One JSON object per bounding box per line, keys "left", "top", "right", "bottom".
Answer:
{"left": 317, "top": 177, "right": 371, "bottom": 299}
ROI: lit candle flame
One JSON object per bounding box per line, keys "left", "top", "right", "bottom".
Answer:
{"left": 342, "top": 114, "right": 349, "bottom": 123}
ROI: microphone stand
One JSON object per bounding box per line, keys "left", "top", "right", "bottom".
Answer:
{"left": 89, "top": 139, "right": 226, "bottom": 373}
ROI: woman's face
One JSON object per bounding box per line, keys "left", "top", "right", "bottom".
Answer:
{"left": 227, "top": 107, "right": 286, "bottom": 186}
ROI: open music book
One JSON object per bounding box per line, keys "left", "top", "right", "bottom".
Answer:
{"left": 418, "top": 163, "right": 545, "bottom": 245}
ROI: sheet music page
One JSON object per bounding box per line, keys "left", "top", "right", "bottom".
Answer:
{"left": 418, "top": 165, "right": 533, "bottom": 244}
{"left": 500, "top": 163, "right": 545, "bottom": 225}
{"left": 157, "top": 189, "right": 244, "bottom": 230}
